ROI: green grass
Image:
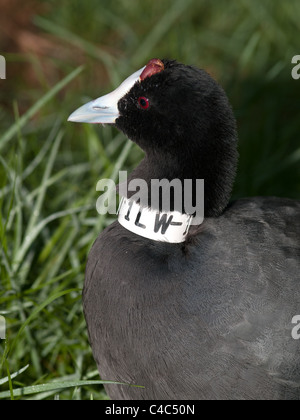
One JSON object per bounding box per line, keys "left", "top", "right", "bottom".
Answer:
{"left": 0, "top": 0, "right": 300, "bottom": 400}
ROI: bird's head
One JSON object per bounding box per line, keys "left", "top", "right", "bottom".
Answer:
{"left": 69, "top": 59, "right": 238, "bottom": 217}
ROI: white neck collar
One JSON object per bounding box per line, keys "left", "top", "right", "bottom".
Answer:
{"left": 118, "top": 197, "right": 194, "bottom": 243}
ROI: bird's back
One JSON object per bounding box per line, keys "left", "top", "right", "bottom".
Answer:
{"left": 84, "top": 197, "right": 300, "bottom": 400}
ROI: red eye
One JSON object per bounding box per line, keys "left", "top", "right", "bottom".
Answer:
{"left": 138, "top": 97, "right": 150, "bottom": 110}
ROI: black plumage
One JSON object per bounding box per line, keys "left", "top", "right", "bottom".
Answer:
{"left": 74, "top": 59, "right": 300, "bottom": 400}
{"left": 116, "top": 60, "right": 238, "bottom": 217}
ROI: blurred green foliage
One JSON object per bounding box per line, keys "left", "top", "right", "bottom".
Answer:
{"left": 0, "top": 0, "right": 299, "bottom": 399}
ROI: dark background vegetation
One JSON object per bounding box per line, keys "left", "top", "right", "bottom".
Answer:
{"left": 0, "top": 0, "right": 299, "bottom": 399}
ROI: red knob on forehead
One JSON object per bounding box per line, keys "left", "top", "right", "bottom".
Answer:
{"left": 140, "top": 58, "right": 164, "bottom": 81}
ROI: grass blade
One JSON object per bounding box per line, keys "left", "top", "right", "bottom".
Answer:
{"left": 25, "top": 129, "right": 64, "bottom": 237}
{"left": 0, "top": 364, "right": 30, "bottom": 386}
{"left": 0, "top": 66, "right": 84, "bottom": 152}
{"left": 14, "top": 205, "right": 92, "bottom": 271}
{"left": 0, "top": 288, "right": 79, "bottom": 373}
{"left": 34, "top": 16, "right": 118, "bottom": 84}
{"left": 0, "top": 379, "right": 134, "bottom": 400}
{"left": 131, "top": 0, "right": 194, "bottom": 66}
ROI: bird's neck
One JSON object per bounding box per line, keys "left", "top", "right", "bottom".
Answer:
{"left": 124, "top": 133, "right": 238, "bottom": 218}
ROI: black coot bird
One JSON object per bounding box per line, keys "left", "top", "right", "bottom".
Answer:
{"left": 69, "top": 59, "right": 300, "bottom": 400}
